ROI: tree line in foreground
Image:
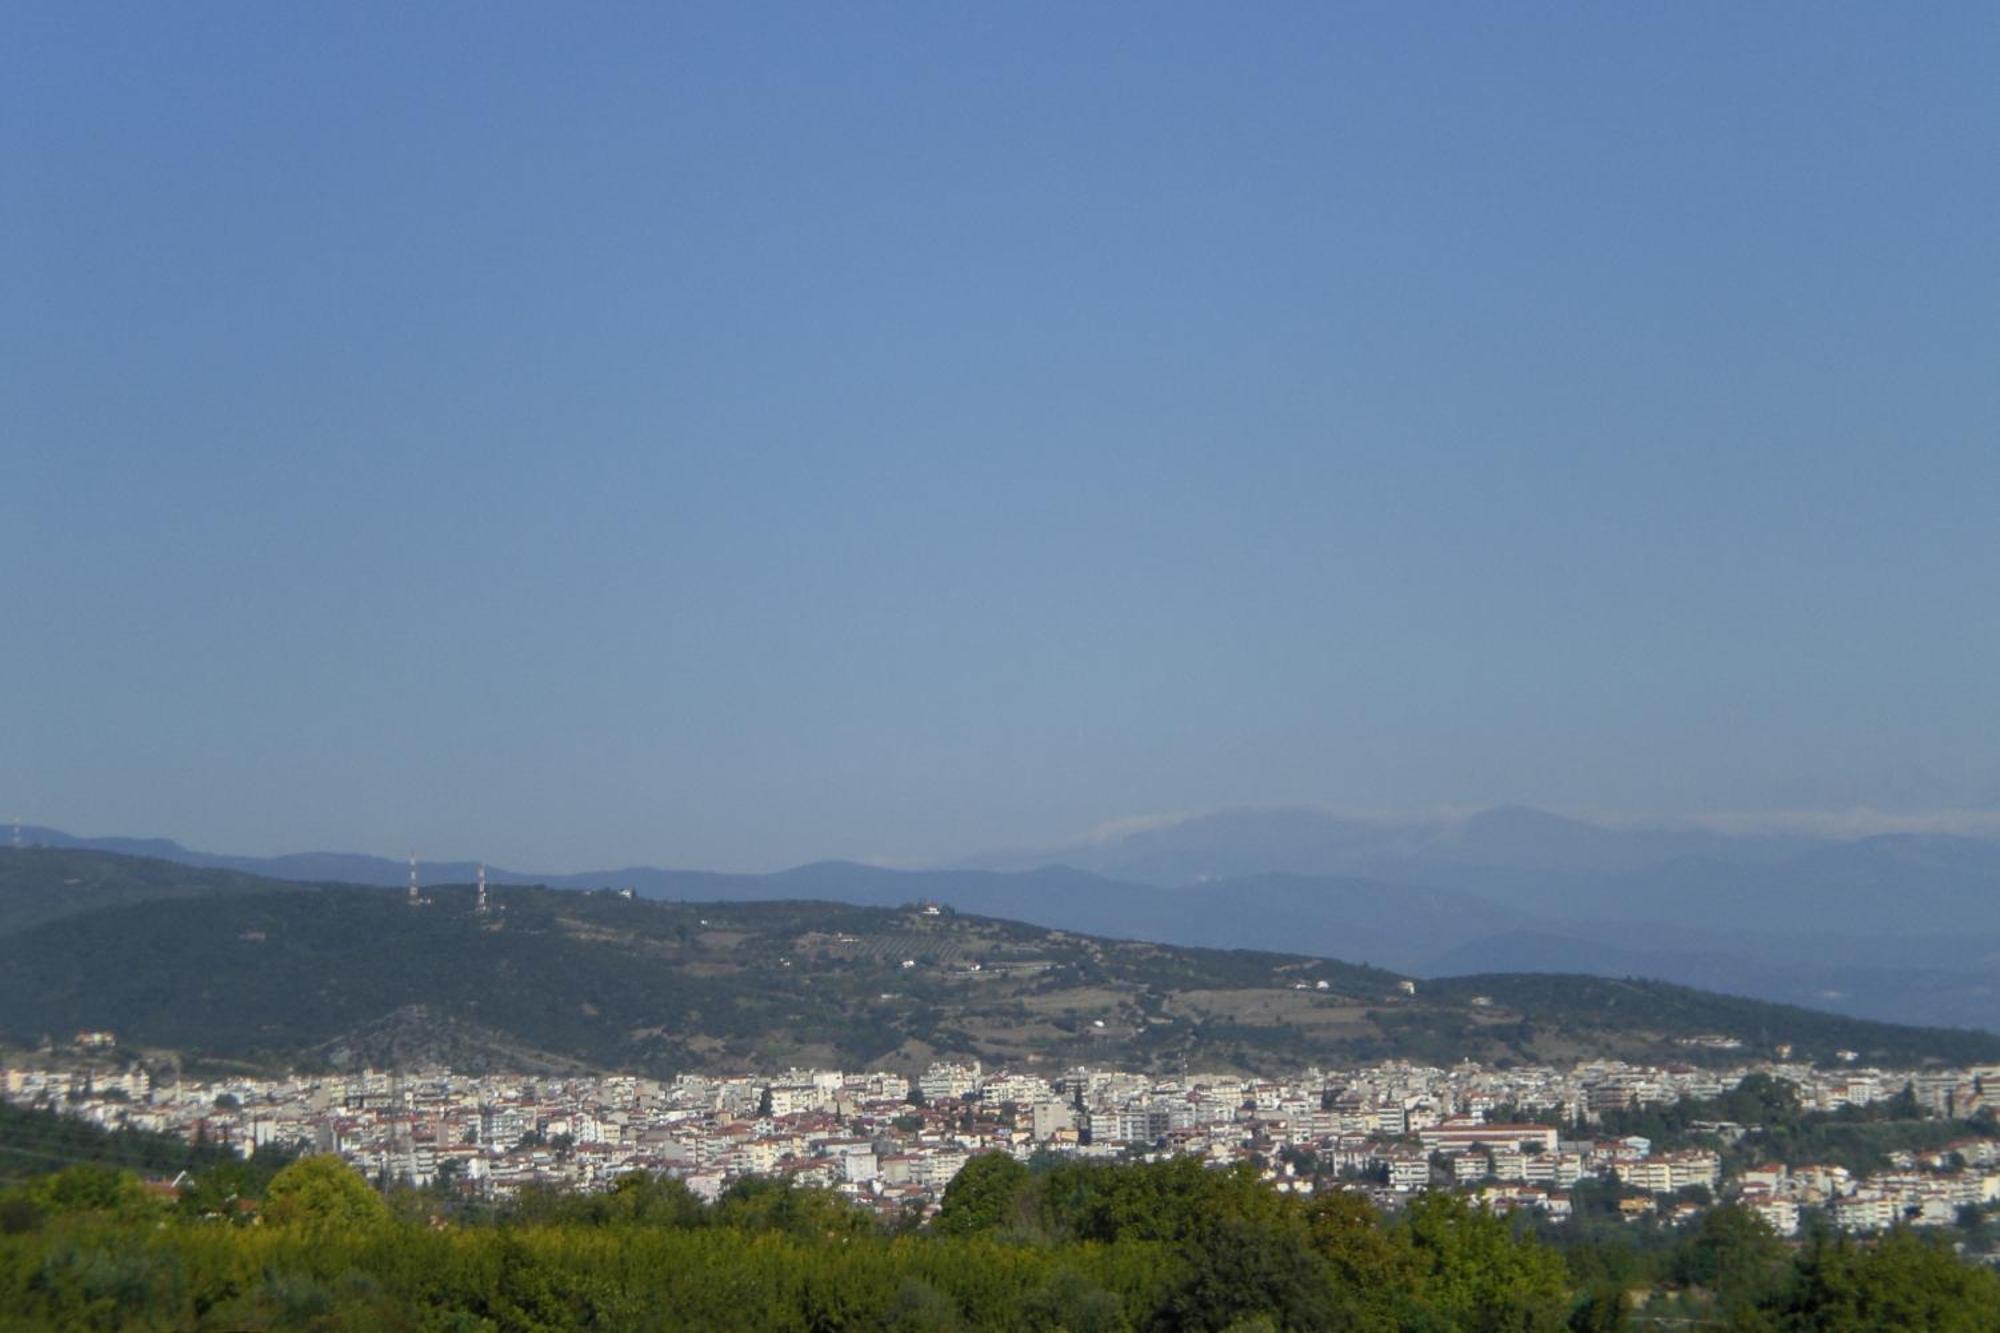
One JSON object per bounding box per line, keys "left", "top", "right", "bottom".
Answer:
{"left": 3, "top": 1138, "right": 1998, "bottom": 1330}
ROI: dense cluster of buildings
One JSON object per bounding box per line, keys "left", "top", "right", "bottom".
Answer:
{"left": 6, "top": 1051, "right": 1997, "bottom": 1235}
{"left": 1737, "top": 1142, "right": 2000, "bottom": 1237}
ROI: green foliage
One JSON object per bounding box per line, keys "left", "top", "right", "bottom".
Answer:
{"left": 1153, "top": 1214, "right": 1345, "bottom": 1332}
{"left": 4, "top": 1156, "right": 2000, "bottom": 1330}
{"left": 1672, "top": 1205, "right": 1786, "bottom": 1315}
{"left": 0, "top": 846, "right": 298, "bottom": 937}
{"left": 1398, "top": 1192, "right": 1572, "bottom": 1332}
{"left": 1591, "top": 1077, "right": 1997, "bottom": 1178}
{"left": 709, "top": 1175, "right": 878, "bottom": 1241}
{"left": 501, "top": 1172, "right": 714, "bottom": 1232}
{"left": 20, "top": 1163, "right": 169, "bottom": 1224}
{"left": 575, "top": 1172, "right": 708, "bottom": 1229}
{"left": 1019, "top": 1268, "right": 1129, "bottom": 1331}
{"left": 1305, "top": 1189, "right": 1424, "bottom": 1302}
{"left": 0, "top": 1098, "right": 289, "bottom": 1189}
{"left": 1564, "top": 1283, "right": 1628, "bottom": 1333}
{"left": 935, "top": 1152, "right": 1032, "bottom": 1237}
{"left": 1721, "top": 1073, "right": 1804, "bottom": 1124}
{"left": 261, "top": 1155, "right": 391, "bottom": 1235}
{"left": 1771, "top": 1230, "right": 2000, "bottom": 1331}
{"left": 1033, "top": 1158, "right": 1296, "bottom": 1246}
{"left": 1425, "top": 974, "right": 2000, "bottom": 1067}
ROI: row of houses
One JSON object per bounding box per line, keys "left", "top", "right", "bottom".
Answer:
{"left": 6, "top": 1054, "right": 1995, "bottom": 1235}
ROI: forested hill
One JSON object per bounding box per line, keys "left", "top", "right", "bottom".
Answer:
{"left": 3, "top": 848, "right": 1997, "bottom": 1075}
{"left": 0, "top": 1100, "right": 288, "bottom": 1189}
{"left": 0, "top": 846, "right": 300, "bottom": 936}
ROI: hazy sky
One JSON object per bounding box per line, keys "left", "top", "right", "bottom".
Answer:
{"left": 6, "top": 5, "right": 1998, "bottom": 871}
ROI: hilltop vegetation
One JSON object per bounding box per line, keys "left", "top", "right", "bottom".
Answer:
{"left": 24, "top": 822, "right": 2000, "bottom": 1032}
{"left": 0, "top": 848, "right": 298, "bottom": 937}
{"left": 0, "top": 877, "right": 1394, "bottom": 1076}
{"left": 1420, "top": 974, "right": 2000, "bottom": 1070}
{"left": 3, "top": 850, "right": 1997, "bottom": 1076}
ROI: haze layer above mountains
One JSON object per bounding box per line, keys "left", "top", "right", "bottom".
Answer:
{"left": 20, "top": 806, "right": 2000, "bottom": 1033}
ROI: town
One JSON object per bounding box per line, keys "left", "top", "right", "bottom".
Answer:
{"left": 10, "top": 1047, "right": 1998, "bottom": 1243}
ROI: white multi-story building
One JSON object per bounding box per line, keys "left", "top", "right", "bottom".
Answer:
{"left": 918, "top": 1062, "right": 981, "bottom": 1102}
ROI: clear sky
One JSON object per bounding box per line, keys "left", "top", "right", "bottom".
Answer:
{"left": 6, "top": 4, "right": 1998, "bottom": 871}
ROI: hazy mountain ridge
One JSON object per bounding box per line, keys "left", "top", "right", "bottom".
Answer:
{"left": 4, "top": 831, "right": 1534, "bottom": 975}
{"left": 4, "top": 848, "right": 1997, "bottom": 1074}
{"left": 963, "top": 807, "right": 2000, "bottom": 1029}
{"left": 961, "top": 805, "right": 1829, "bottom": 884}
{"left": 17, "top": 810, "right": 2000, "bottom": 1032}
{"left": 1424, "top": 928, "right": 2000, "bottom": 1031}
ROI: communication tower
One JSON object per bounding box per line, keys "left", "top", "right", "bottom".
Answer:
{"left": 407, "top": 855, "right": 420, "bottom": 906}
{"left": 476, "top": 863, "right": 489, "bottom": 914}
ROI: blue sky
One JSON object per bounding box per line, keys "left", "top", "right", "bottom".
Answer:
{"left": 6, "top": 5, "right": 1998, "bottom": 870}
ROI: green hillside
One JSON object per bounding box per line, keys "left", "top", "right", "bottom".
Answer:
{"left": 0, "top": 1100, "right": 281, "bottom": 1188}
{"left": 0, "top": 883, "right": 1390, "bottom": 1075}
{"left": 3, "top": 849, "right": 1994, "bottom": 1074}
{"left": 0, "top": 847, "right": 300, "bottom": 936}
{"left": 1421, "top": 972, "right": 2000, "bottom": 1068}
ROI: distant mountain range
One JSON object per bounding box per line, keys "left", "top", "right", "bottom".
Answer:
{"left": 7, "top": 847, "right": 1999, "bottom": 1075}
{"left": 967, "top": 807, "right": 2000, "bottom": 1029}
{"left": 16, "top": 806, "right": 2000, "bottom": 1032}
{"left": 960, "top": 804, "right": 1823, "bottom": 883}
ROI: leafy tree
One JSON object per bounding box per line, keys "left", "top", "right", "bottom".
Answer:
{"left": 1565, "top": 1283, "right": 1629, "bottom": 1333}
{"left": 1038, "top": 1157, "right": 1294, "bottom": 1245}
{"left": 21, "top": 1163, "right": 167, "bottom": 1223}
{"left": 885, "top": 1276, "right": 963, "bottom": 1331}
{"left": 1398, "top": 1192, "right": 1571, "bottom": 1332}
{"left": 935, "top": 1152, "right": 1031, "bottom": 1237}
{"left": 0, "top": 1098, "right": 276, "bottom": 1183}
{"left": 261, "top": 1154, "right": 390, "bottom": 1234}
{"left": 1768, "top": 1229, "right": 2000, "bottom": 1332}
{"left": 584, "top": 1172, "right": 707, "bottom": 1229}
{"left": 1305, "top": 1190, "right": 1424, "bottom": 1309}
{"left": 1719, "top": 1073, "right": 1803, "bottom": 1127}
{"left": 0, "top": 1194, "right": 42, "bottom": 1235}
{"left": 711, "top": 1175, "right": 876, "bottom": 1240}
{"left": 174, "top": 1156, "right": 273, "bottom": 1223}
{"left": 1672, "top": 1204, "right": 1785, "bottom": 1314}
{"left": 1154, "top": 1213, "right": 1344, "bottom": 1332}
{"left": 1020, "top": 1269, "right": 1129, "bottom": 1332}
